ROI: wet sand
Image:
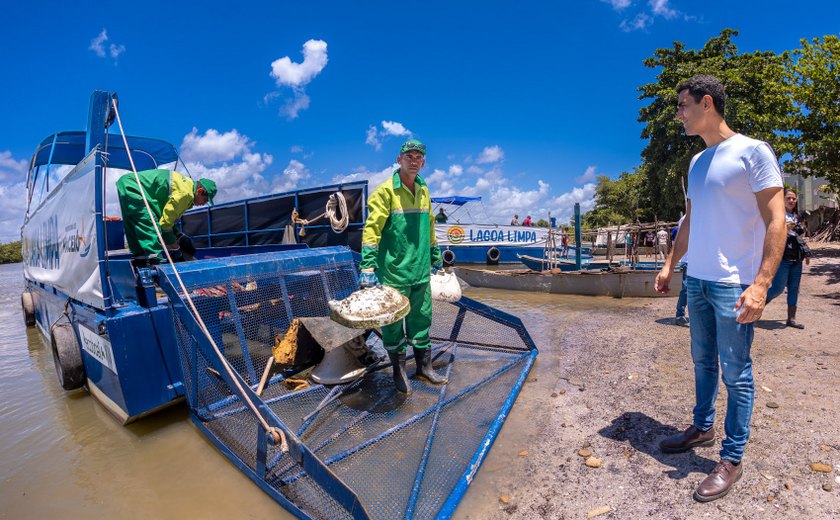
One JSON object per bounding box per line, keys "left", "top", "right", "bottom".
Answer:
{"left": 456, "top": 244, "right": 840, "bottom": 519}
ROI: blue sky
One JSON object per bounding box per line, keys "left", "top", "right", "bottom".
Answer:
{"left": 1, "top": 0, "right": 837, "bottom": 241}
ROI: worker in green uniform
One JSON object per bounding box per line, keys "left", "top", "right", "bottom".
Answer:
{"left": 360, "top": 139, "right": 446, "bottom": 394}
{"left": 116, "top": 169, "right": 216, "bottom": 266}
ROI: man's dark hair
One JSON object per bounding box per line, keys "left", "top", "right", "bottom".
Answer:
{"left": 676, "top": 75, "right": 726, "bottom": 117}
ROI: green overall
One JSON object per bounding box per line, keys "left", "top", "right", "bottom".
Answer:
{"left": 361, "top": 170, "right": 442, "bottom": 353}
{"left": 116, "top": 169, "right": 196, "bottom": 260}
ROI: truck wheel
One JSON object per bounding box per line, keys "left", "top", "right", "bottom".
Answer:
{"left": 486, "top": 247, "right": 501, "bottom": 265}
{"left": 21, "top": 292, "right": 36, "bottom": 327}
{"left": 442, "top": 249, "right": 456, "bottom": 266}
{"left": 50, "top": 323, "right": 86, "bottom": 391}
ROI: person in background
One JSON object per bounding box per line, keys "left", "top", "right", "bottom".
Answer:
{"left": 510, "top": 214, "right": 520, "bottom": 226}
{"left": 672, "top": 216, "right": 689, "bottom": 326}
{"left": 435, "top": 207, "right": 448, "bottom": 224}
{"left": 656, "top": 226, "right": 669, "bottom": 261}
{"left": 359, "top": 139, "right": 447, "bottom": 395}
{"left": 522, "top": 215, "right": 532, "bottom": 226}
{"left": 117, "top": 169, "right": 216, "bottom": 267}
{"left": 655, "top": 75, "right": 785, "bottom": 502}
{"left": 765, "top": 189, "right": 811, "bottom": 329}
{"left": 561, "top": 227, "right": 569, "bottom": 257}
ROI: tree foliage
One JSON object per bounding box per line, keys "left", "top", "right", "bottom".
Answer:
{"left": 582, "top": 170, "right": 647, "bottom": 228}
{"left": 785, "top": 35, "right": 840, "bottom": 191}
{"left": 583, "top": 29, "right": 840, "bottom": 226}
{"left": 636, "top": 29, "right": 795, "bottom": 221}
{"left": 0, "top": 241, "right": 22, "bottom": 264}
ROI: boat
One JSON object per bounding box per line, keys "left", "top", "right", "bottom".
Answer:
{"left": 453, "top": 265, "right": 681, "bottom": 298}
{"left": 20, "top": 90, "right": 539, "bottom": 519}
{"left": 432, "top": 196, "right": 590, "bottom": 265}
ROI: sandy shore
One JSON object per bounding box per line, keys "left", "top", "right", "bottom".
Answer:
{"left": 456, "top": 244, "right": 840, "bottom": 519}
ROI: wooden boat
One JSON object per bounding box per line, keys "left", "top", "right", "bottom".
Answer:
{"left": 453, "top": 266, "right": 681, "bottom": 298}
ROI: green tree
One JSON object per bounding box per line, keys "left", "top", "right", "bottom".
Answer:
{"left": 637, "top": 29, "right": 795, "bottom": 220}
{"left": 0, "top": 241, "right": 23, "bottom": 264}
{"left": 582, "top": 170, "right": 646, "bottom": 227}
{"left": 786, "top": 35, "right": 840, "bottom": 192}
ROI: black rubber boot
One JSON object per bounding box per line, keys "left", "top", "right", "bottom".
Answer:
{"left": 388, "top": 351, "right": 412, "bottom": 394}
{"left": 414, "top": 347, "right": 448, "bottom": 385}
{"left": 786, "top": 305, "right": 804, "bottom": 329}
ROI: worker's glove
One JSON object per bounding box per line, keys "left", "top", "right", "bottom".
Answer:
{"left": 359, "top": 271, "right": 380, "bottom": 289}
{"left": 166, "top": 248, "right": 184, "bottom": 263}
{"left": 431, "top": 262, "right": 444, "bottom": 275}
{"left": 177, "top": 233, "right": 197, "bottom": 258}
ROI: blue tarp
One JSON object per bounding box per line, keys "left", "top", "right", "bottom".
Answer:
{"left": 430, "top": 196, "right": 481, "bottom": 206}
{"left": 30, "top": 131, "right": 179, "bottom": 172}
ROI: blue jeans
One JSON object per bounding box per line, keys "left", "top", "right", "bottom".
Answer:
{"left": 675, "top": 263, "right": 688, "bottom": 318}
{"left": 686, "top": 276, "right": 755, "bottom": 463}
{"left": 767, "top": 259, "right": 803, "bottom": 306}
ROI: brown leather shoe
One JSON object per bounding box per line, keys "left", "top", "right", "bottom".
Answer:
{"left": 694, "top": 459, "right": 743, "bottom": 502}
{"left": 659, "top": 425, "right": 715, "bottom": 453}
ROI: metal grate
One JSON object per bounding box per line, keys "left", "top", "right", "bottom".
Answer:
{"left": 157, "top": 247, "right": 537, "bottom": 519}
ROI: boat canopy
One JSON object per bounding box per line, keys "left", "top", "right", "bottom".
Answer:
{"left": 30, "top": 131, "right": 179, "bottom": 172}
{"left": 430, "top": 196, "right": 481, "bottom": 206}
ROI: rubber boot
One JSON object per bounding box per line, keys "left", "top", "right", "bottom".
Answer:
{"left": 786, "top": 305, "right": 804, "bottom": 329}
{"left": 388, "top": 351, "right": 412, "bottom": 394}
{"left": 413, "top": 347, "right": 448, "bottom": 385}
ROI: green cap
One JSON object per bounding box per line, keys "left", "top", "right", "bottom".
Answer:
{"left": 400, "top": 139, "right": 426, "bottom": 155}
{"left": 198, "top": 178, "right": 217, "bottom": 205}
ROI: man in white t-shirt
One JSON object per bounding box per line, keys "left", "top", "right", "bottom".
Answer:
{"left": 654, "top": 75, "right": 786, "bottom": 503}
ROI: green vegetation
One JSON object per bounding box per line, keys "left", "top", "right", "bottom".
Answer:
{"left": 0, "top": 241, "right": 23, "bottom": 264}
{"left": 583, "top": 30, "right": 840, "bottom": 227}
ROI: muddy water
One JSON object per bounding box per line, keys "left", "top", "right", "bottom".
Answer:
{"left": 0, "top": 262, "right": 637, "bottom": 519}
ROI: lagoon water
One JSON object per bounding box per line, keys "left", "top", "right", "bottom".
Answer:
{"left": 0, "top": 261, "right": 627, "bottom": 519}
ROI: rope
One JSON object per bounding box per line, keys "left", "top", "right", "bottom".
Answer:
{"left": 293, "top": 192, "right": 348, "bottom": 237}
{"left": 110, "top": 99, "right": 287, "bottom": 450}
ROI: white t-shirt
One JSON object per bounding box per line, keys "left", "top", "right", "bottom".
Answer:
{"left": 686, "top": 133, "right": 782, "bottom": 285}
{"left": 656, "top": 229, "right": 668, "bottom": 245}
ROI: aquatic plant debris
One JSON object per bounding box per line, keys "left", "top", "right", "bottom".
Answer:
{"left": 328, "top": 285, "right": 410, "bottom": 329}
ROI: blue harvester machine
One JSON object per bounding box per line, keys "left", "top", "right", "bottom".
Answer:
{"left": 20, "top": 91, "right": 539, "bottom": 519}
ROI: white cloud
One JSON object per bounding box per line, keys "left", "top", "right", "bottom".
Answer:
{"left": 576, "top": 166, "right": 598, "bottom": 184}
{"left": 620, "top": 13, "right": 653, "bottom": 31}
{"left": 175, "top": 128, "right": 323, "bottom": 202}
{"left": 270, "top": 39, "right": 328, "bottom": 88}
{"left": 280, "top": 92, "right": 311, "bottom": 120}
{"left": 649, "top": 0, "right": 679, "bottom": 19}
{"left": 365, "top": 126, "right": 382, "bottom": 151}
{"left": 290, "top": 145, "right": 303, "bottom": 154}
{"left": 180, "top": 128, "right": 252, "bottom": 163}
{"left": 0, "top": 150, "right": 27, "bottom": 181}
{"left": 332, "top": 164, "right": 397, "bottom": 190}
{"left": 0, "top": 181, "right": 28, "bottom": 242}
{"left": 89, "top": 29, "right": 125, "bottom": 64}
{"left": 266, "top": 39, "right": 328, "bottom": 120}
{"left": 272, "top": 160, "right": 310, "bottom": 193}
{"left": 602, "top": 0, "right": 632, "bottom": 10}
{"left": 476, "top": 145, "right": 504, "bottom": 164}
{"left": 381, "top": 121, "right": 412, "bottom": 137}
{"left": 365, "top": 120, "right": 414, "bottom": 150}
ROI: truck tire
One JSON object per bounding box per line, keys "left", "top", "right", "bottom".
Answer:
{"left": 50, "top": 323, "right": 86, "bottom": 391}
{"left": 21, "top": 292, "right": 36, "bottom": 327}
{"left": 486, "top": 247, "right": 501, "bottom": 265}
{"left": 442, "top": 249, "right": 456, "bottom": 267}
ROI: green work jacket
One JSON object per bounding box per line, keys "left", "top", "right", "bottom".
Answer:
{"left": 116, "top": 169, "right": 196, "bottom": 244}
{"left": 361, "top": 170, "right": 442, "bottom": 288}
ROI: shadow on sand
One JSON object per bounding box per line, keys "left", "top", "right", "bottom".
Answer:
{"left": 599, "top": 411, "right": 717, "bottom": 479}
